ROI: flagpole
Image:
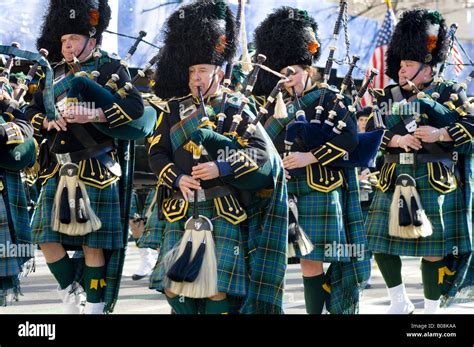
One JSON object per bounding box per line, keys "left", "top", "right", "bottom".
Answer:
{"left": 360, "top": 0, "right": 395, "bottom": 106}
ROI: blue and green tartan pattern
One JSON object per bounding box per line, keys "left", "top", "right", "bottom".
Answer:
{"left": 286, "top": 168, "right": 370, "bottom": 314}
{"left": 287, "top": 176, "right": 350, "bottom": 262}
{"left": 169, "top": 105, "right": 216, "bottom": 152}
{"left": 52, "top": 52, "right": 112, "bottom": 100}
{"left": 130, "top": 188, "right": 163, "bottom": 249}
{"left": 238, "top": 132, "right": 288, "bottom": 314}
{"left": 325, "top": 168, "right": 371, "bottom": 314}
{"left": 441, "top": 153, "right": 474, "bottom": 305}
{"left": 0, "top": 171, "right": 33, "bottom": 300}
{"left": 31, "top": 178, "right": 123, "bottom": 250}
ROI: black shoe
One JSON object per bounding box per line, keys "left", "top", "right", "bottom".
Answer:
{"left": 132, "top": 274, "right": 147, "bottom": 281}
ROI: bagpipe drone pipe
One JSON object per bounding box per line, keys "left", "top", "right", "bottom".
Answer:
{"left": 64, "top": 32, "right": 157, "bottom": 140}
{"left": 188, "top": 55, "right": 292, "bottom": 191}
{"left": 284, "top": 55, "right": 384, "bottom": 170}
{"left": 0, "top": 43, "right": 48, "bottom": 170}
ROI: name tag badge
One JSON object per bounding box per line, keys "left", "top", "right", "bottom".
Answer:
{"left": 399, "top": 153, "right": 415, "bottom": 165}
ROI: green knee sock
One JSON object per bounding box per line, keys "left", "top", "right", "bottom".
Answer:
{"left": 303, "top": 274, "right": 327, "bottom": 314}
{"left": 205, "top": 299, "right": 229, "bottom": 314}
{"left": 374, "top": 253, "right": 403, "bottom": 288}
{"left": 166, "top": 295, "right": 198, "bottom": 314}
{"left": 83, "top": 265, "right": 106, "bottom": 303}
{"left": 47, "top": 254, "right": 75, "bottom": 290}
{"left": 421, "top": 258, "right": 445, "bottom": 300}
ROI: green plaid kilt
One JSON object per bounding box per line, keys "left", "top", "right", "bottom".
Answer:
{"left": 132, "top": 188, "right": 164, "bottom": 249}
{"left": 360, "top": 192, "right": 375, "bottom": 224}
{"left": 238, "top": 135, "right": 288, "bottom": 314}
{"left": 286, "top": 174, "right": 350, "bottom": 262}
{"left": 139, "top": 210, "right": 165, "bottom": 250}
{"left": 287, "top": 168, "right": 371, "bottom": 314}
{"left": 149, "top": 198, "right": 247, "bottom": 297}
{"left": 326, "top": 169, "right": 371, "bottom": 314}
{"left": 31, "top": 177, "right": 123, "bottom": 250}
{"left": 366, "top": 164, "right": 471, "bottom": 257}
{"left": 0, "top": 171, "right": 34, "bottom": 301}
{"left": 242, "top": 194, "right": 287, "bottom": 314}
{"left": 325, "top": 257, "right": 372, "bottom": 314}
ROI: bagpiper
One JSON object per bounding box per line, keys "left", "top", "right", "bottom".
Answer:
{"left": 27, "top": 0, "right": 146, "bottom": 314}
{"left": 9, "top": 71, "right": 41, "bottom": 217}
{"left": 252, "top": 5, "right": 371, "bottom": 314}
{"left": 0, "top": 46, "right": 38, "bottom": 306}
{"left": 365, "top": 8, "right": 474, "bottom": 314}
{"left": 148, "top": 0, "right": 288, "bottom": 314}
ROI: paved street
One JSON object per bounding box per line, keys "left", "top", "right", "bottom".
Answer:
{"left": 1, "top": 243, "right": 473, "bottom": 314}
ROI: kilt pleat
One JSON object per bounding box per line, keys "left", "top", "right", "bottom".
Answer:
{"left": 287, "top": 175, "right": 350, "bottom": 262}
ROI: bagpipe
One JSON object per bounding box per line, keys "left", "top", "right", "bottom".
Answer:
{"left": 215, "top": 0, "right": 247, "bottom": 135}
{"left": 432, "top": 23, "right": 473, "bottom": 116}
{"left": 281, "top": 0, "right": 384, "bottom": 169}
{"left": 0, "top": 43, "right": 49, "bottom": 170}
{"left": 64, "top": 31, "right": 157, "bottom": 140}
{"left": 189, "top": 54, "right": 285, "bottom": 191}
{"left": 399, "top": 79, "right": 460, "bottom": 132}
{"left": 432, "top": 23, "right": 459, "bottom": 101}
{"left": 313, "top": 0, "right": 347, "bottom": 125}
{"left": 284, "top": 54, "right": 383, "bottom": 168}
{"left": 426, "top": 23, "right": 473, "bottom": 121}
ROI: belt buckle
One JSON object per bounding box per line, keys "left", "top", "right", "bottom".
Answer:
{"left": 189, "top": 189, "right": 206, "bottom": 203}
{"left": 56, "top": 153, "right": 72, "bottom": 166}
{"left": 399, "top": 153, "right": 415, "bottom": 165}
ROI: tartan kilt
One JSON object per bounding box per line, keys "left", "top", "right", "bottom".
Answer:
{"left": 326, "top": 258, "right": 372, "bottom": 314}
{"left": 139, "top": 210, "right": 164, "bottom": 250}
{"left": 31, "top": 177, "right": 124, "bottom": 250}
{"left": 149, "top": 199, "right": 247, "bottom": 297}
{"left": 360, "top": 196, "right": 374, "bottom": 224}
{"left": 130, "top": 188, "right": 163, "bottom": 249}
{"left": 0, "top": 207, "right": 20, "bottom": 279}
{"left": 366, "top": 164, "right": 471, "bottom": 257}
{"left": 287, "top": 175, "right": 350, "bottom": 262}
{"left": 0, "top": 171, "right": 34, "bottom": 298}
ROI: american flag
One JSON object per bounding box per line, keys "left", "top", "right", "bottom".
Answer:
{"left": 451, "top": 40, "right": 464, "bottom": 76}
{"left": 361, "top": 2, "right": 396, "bottom": 106}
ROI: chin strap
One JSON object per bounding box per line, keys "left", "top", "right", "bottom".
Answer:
{"left": 200, "top": 67, "right": 220, "bottom": 99}
{"left": 400, "top": 63, "right": 426, "bottom": 88}
{"left": 76, "top": 37, "right": 91, "bottom": 62}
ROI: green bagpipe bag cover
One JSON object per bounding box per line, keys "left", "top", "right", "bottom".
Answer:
{"left": 0, "top": 118, "right": 36, "bottom": 171}
{"left": 68, "top": 76, "right": 156, "bottom": 140}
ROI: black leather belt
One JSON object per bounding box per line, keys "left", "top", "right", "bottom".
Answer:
{"left": 172, "top": 185, "right": 233, "bottom": 203}
{"left": 52, "top": 140, "right": 115, "bottom": 163}
{"left": 384, "top": 153, "right": 454, "bottom": 166}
